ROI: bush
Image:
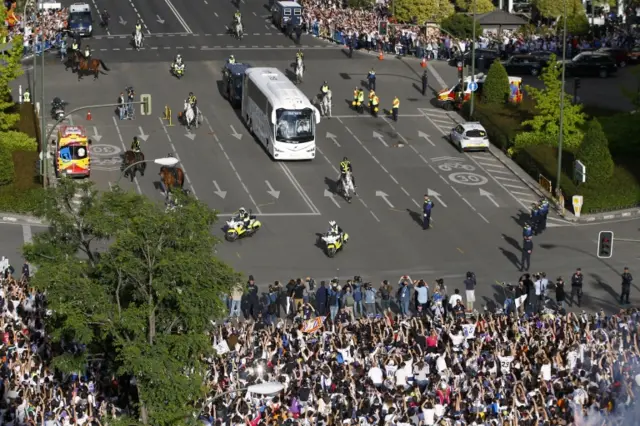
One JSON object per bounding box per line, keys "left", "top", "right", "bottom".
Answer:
{"left": 0, "top": 143, "right": 15, "bottom": 186}
{"left": 598, "top": 113, "right": 640, "bottom": 159}
{"left": 12, "top": 151, "right": 40, "bottom": 190}
{"left": 0, "top": 185, "right": 45, "bottom": 214}
{"left": 0, "top": 130, "right": 37, "bottom": 152}
{"left": 482, "top": 61, "right": 510, "bottom": 105}
{"left": 576, "top": 119, "right": 614, "bottom": 184}
{"left": 463, "top": 101, "right": 524, "bottom": 150}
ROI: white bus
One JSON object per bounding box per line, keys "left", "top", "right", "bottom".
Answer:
{"left": 242, "top": 67, "right": 320, "bottom": 160}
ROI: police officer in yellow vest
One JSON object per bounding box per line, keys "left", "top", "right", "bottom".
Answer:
{"left": 352, "top": 86, "right": 359, "bottom": 110}
{"left": 371, "top": 94, "right": 379, "bottom": 117}
{"left": 23, "top": 89, "right": 31, "bottom": 103}
{"left": 72, "top": 40, "right": 79, "bottom": 51}
{"left": 357, "top": 88, "right": 365, "bottom": 114}
{"left": 391, "top": 96, "right": 400, "bottom": 121}
{"left": 368, "top": 90, "right": 375, "bottom": 106}
{"left": 135, "top": 20, "right": 142, "bottom": 33}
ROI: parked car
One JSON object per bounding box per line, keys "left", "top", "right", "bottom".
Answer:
{"left": 449, "top": 122, "right": 489, "bottom": 152}
{"left": 502, "top": 55, "right": 544, "bottom": 76}
{"left": 451, "top": 49, "right": 501, "bottom": 70}
{"left": 597, "top": 47, "right": 630, "bottom": 67}
{"left": 526, "top": 50, "right": 554, "bottom": 65}
{"left": 562, "top": 52, "right": 617, "bottom": 78}
{"left": 630, "top": 46, "right": 640, "bottom": 63}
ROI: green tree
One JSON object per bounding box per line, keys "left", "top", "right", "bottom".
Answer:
{"left": 348, "top": 0, "right": 375, "bottom": 8}
{"left": 393, "top": 0, "right": 454, "bottom": 24}
{"left": 514, "top": 54, "right": 586, "bottom": 151}
{"left": 533, "top": 0, "right": 584, "bottom": 17}
{"left": 440, "top": 13, "right": 480, "bottom": 39}
{"left": 558, "top": 12, "right": 589, "bottom": 35}
{"left": 455, "top": 0, "right": 495, "bottom": 13}
{"left": 24, "top": 179, "right": 240, "bottom": 426}
{"left": 576, "top": 119, "right": 614, "bottom": 184}
{"left": 0, "top": 6, "right": 25, "bottom": 131}
{"left": 482, "top": 61, "right": 510, "bottom": 105}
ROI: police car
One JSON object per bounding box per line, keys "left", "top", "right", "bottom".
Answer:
{"left": 449, "top": 122, "right": 490, "bottom": 152}
{"left": 68, "top": 3, "right": 93, "bottom": 37}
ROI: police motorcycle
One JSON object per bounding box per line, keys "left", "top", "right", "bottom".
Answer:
{"left": 171, "top": 54, "right": 185, "bottom": 79}
{"left": 318, "top": 221, "right": 349, "bottom": 258}
{"left": 224, "top": 208, "right": 261, "bottom": 242}
{"left": 51, "top": 97, "right": 67, "bottom": 121}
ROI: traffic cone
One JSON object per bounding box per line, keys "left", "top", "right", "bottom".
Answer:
{"left": 421, "top": 57, "right": 427, "bottom": 68}
{"left": 378, "top": 50, "right": 384, "bottom": 60}
{"left": 86, "top": 110, "right": 92, "bottom": 121}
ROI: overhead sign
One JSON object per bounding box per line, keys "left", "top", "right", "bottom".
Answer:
{"left": 572, "top": 195, "right": 583, "bottom": 218}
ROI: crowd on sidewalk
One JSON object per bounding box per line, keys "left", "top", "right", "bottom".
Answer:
{"left": 3, "top": 5, "right": 67, "bottom": 56}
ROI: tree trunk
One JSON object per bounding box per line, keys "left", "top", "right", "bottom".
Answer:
{"left": 148, "top": 294, "right": 156, "bottom": 345}
{"left": 140, "top": 401, "right": 149, "bottom": 425}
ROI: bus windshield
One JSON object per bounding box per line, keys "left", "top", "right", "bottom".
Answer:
{"left": 70, "top": 11, "right": 91, "bottom": 27}
{"left": 59, "top": 145, "right": 88, "bottom": 161}
{"left": 275, "top": 108, "right": 313, "bottom": 143}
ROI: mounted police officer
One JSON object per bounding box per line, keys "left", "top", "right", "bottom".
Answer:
{"left": 135, "top": 20, "right": 142, "bottom": 34}
{"left": 188, "top": 92, "right": 197, "bottom": 109}
{"left": 83, "top": 45, "right": 91, "bottom": 59}
{"left": 131, "top": 136, "right": 141, "bottom": 152}
{"left": 338, "top": 156, "right": 357, "bottom": 193}
{"left": 227, "top": 54, "right": 236, "bottom": 64}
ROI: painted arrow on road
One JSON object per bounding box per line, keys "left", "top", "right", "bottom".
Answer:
{"left": 326, "top": 132, "right": 340, "bottom": 147}
{"left": 479, "top": 188, "right": 500, "bottom": 207}
{"left": 372, "top": 131, "right": 388, "bottom": 147}
{"left": 156, "top": 15, "right": 165, "bottom": 24}
{"left": 375, "top": 191, "right": 394, "bottom": 208}
{"left": 265, "top": 181, "right": 280, "bottom": 199}
{"left": 230, "top": 125, "right": 243, "bottom": 140}
{"left": 118, "top": 16, "right": 127, "bottom": 26}
{"left": 418, "top": 131, "right": 435, "bottom": 147}
{"left": 427, "top": 189, "right": 447, "bottom": 208}
{"left": 212, "top": 181, "right": 227, "bottom": 199}
{"left": 91, "top": 126, "right": 102, "bottom": 142}
{"left": 324, "top": 189, "right": 340, "bottom": 208}
{"left": 185, "top": 132, "right": 196, "bottom": 141}
{"left": 138, "top": 126, "right": 149, "bottom": 141}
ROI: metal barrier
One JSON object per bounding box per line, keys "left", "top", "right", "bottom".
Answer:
{"left": 538, "top": 174, "right": 552, "bottom": 193}
{"left": 163, "top": 105, "right": 174, "bottom": 126}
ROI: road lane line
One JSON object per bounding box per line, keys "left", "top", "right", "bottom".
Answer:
{"left": 162, "top": 0, "right": 193, "bottom": 33}
{"left": 485, "top": 169, "right": 511, "bottom": 174}
{"left": 493, "top": 176, "right": 518, "bottom": 182}
{"left": 112, "top": 117, "right": 143, "bottom": 194}
{"left": 22, "top": 224, "right": 32, "bottom": 243}
{"left": 502, "top": 184, "right": 526, "bottom": 189}
{"left": 127, "top": 0, "right": 151, "bottom": 34}
{"left": 510, "top": 191, "right": 532, "bottom": 196}
{"left": 157, "top": 117, "right": 198, "bottom": 198}
{"left": 203, "top": 116, "right": 261, "bottom": 214}
{"left": 278, "top": 162, "right": 321, "bottom": 214}
{"left": 477, "top": 213, "right": 489, "bottom": 224}
{"left": 370, "top": 211, "right": 381, "bottom": 222}
{"left": 461, "top": 197, "right": 476, "bottom": 211}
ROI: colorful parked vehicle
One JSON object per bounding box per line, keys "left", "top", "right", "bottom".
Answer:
{"left": 55, "top": 125, "right": 91, "bottom": 178}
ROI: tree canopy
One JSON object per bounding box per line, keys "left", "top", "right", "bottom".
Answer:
{"left": 440, "top": 13, "right": 480, "bottom": 39}
{"left": 482, "top": 61, "right": 510, "bottom": 105}
{"left": 532, "top": 0, "right": 585, "bottom": 18}
{"left": 0, "top": 5, "right": 25, "bottom": 131}
{"left": 514, "top": 54, "right": 586, "bottom": 151}
{"left": 24, "top": 179, "right": 241, "bottom": 425}
{"left": 455, "top": 0, "right": 495, "bottom": 13}
{"left": 576, "top": 119, "right": 614, "bottom": 184}
{"left": 393, "top": 0, "right": 454, "bottom": 24}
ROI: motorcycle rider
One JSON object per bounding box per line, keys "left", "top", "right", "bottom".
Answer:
{"left": 131, "top": 136, "right": 141, "bottom": 152}
{"left": 227, "top": 54, "right": 236, "bottom": 64}
{"left": 338, "top": 156, "right": 356, "bottom": 192}
{"left": 238, "top": 207, "right": 251, "bottom": 229}
{"left": 327, "top": 220, "right": 343, "bottom": 239}
{"left": 172, "top": 54, "right": 184, "bottom": 74}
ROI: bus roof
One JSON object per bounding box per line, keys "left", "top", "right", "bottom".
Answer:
{"left": 276, "top": 1, "right": 302, "bottom": 7}
{"left": 225, "top": 63, "right": 252, "bottom": 76}
{"left": 245, "top": 67, "right": 313, "bottom": 111}
{"left": 69, "top": 3, "right": 90, "bottom": 13}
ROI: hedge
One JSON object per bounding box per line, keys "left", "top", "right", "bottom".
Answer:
{"left": 466, "top": 101, "right": 640, "bottom": 214}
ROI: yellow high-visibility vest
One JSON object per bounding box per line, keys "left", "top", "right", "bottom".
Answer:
{"left": 392, "top": 98, "right": 400, "bottom": 108}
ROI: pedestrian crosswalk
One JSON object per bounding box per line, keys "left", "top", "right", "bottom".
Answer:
{"left": 418, "top": 108, "right": 459, "bottom": 135}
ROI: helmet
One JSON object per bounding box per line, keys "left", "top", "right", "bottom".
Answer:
{"left": 239, "top": 207, "right": 246, "bottom": 214}
{"left": 189, "top": 92, "right": 193, "bottom": 96}
{"left": 329, "top": 220, "right": 336, "bottom": 227}
{"left": 133, "top": 136, "right": 138, "bottom": 142}
{"left": 167, "top": 153, "right": 173, "bottom": 157}
{"left": 324, "top": 81, "right": 328, "bottom": 85}
{"left": 177, "top": 54, "right": 181, "bottom": 58}
{"left": 230, "top": 54, "right": 235, "bottom": 58}
{"left": 343, "top": 157, "right": 348, "bottom": 161}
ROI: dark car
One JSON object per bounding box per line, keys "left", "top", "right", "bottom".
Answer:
{"left": 451, "top": 49, "right": 500, "bottom": 70}
{"left": 527, "top": 50, "right": 554, "bottom": 65}
{"left": 596, "top": 47, "right": 630, "bottom": 67}
{"left": 629, "top": 46, "right": 640, "bottom": 63}
{"left": 502, "top": 55, "right": 544, "bottom": 76}
{"left": 563, "top": 52, "right": 617, "bottom": 78}
{"left": 221, "top": 63, "right": 252, "bottom": 108}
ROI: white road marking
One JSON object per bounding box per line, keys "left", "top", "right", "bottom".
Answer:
{"left": 111, "top": 116, "right": 142, "bottom": 194}
{"left": 127, "top": 0, "right": 151, "bottom": 34}
{"left": 279, "top": 162, "right": 321, "bottom": 214}
{"left": 493, "top": 176, "right": 518, "bottom": 182}
{"left": 502, "top": 183, "right": 526, "bottom": 190}
{"left": 162, "top": 0, "right": 193, "bottom": 33}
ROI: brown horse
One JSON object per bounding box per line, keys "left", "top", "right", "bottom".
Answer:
{"left": 123, "top": 150, "right": 146, "bottom": 182}
{"left": 64, "top": 49, "right": 81, "bottom": 72}
{"left": 77, "top": 56, "right": 110, "bottom": 81}
{"left": 159, "top": 166, "right": 185, "bottom": 195}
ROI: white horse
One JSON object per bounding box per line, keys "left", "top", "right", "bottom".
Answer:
{"left": 183, "top": 102, "right": 202, "bottom": 130}
{"left": 339, "top": 170, "right": 355, "bottom": 202}
{"left": 133, "top": 29, "right": 143, "bottom": 50}
{"left": 233, "top": 18, "right": 243, "bottom": 39}
{"left": 320, "top": 89, "right": 332, "bottom": 117}
{"left": 295, "top": 57, "right": 304, "bottom": 83}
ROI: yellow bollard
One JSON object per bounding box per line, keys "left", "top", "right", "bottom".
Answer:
{"left": 166, "top": 108, "right": 174, "bottom": 126}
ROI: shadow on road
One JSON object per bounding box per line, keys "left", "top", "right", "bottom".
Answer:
{"left": 502, "top": 233, "right": 521, "bottom": 251}
{"left": 499, "top": 247, "right": 519, "bottom": 270}
{"left": 324, "top": 177, "right": 338, "bottom": 194}
{"left": 511, "top": 209, "right": 530, "bottom": 227}
{"left": 406, "top": 209, "right": 422, "bottom": 228}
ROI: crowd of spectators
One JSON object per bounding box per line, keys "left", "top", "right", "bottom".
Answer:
{"left": 2, "top": 253, "right": 640, "bottom": 426}
{"left": 4, "top": 6, "right": 67, "bottom": 56}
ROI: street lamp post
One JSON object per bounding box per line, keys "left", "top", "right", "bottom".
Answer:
{"left": 469, "top": 0, "right": 478, "bottom": 118}
{"left": 43, "top": 101, "right": 149, "bottom": 187}
{"left": 556, "top": 0, "right": 568, "bottom": 196}
{"left": 115, "top": 157, "right": 179, "bottom": 185}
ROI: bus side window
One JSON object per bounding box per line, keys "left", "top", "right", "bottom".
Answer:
{"left": 284, "top": 8, "right": 291, "bottom": 15}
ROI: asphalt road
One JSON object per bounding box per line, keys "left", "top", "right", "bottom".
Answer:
{"left": 12, "top": 0, "right": 640, "bottom": 312}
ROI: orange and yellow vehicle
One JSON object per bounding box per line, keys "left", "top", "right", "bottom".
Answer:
{"left": 436, "top": 73, "right": 523, "bottom": 110}
{"left": 55, "top": 125, "right": 91, "bottom": 178}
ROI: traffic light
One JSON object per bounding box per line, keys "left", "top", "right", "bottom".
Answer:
{"left": 597, "top": 231, "right": 613, "bottom": 258}
{"left": 140, "top": 94, "right": 152, "bottom": 116}
{"left": 378, "top": 21, "right": 388, "bottom": 36}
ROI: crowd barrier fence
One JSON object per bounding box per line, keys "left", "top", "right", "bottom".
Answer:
{"left": 21, "top": 32, "right": 64, "bottom": 57}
